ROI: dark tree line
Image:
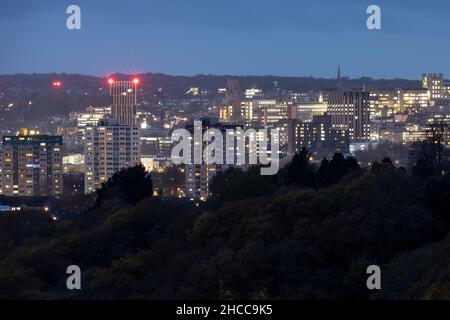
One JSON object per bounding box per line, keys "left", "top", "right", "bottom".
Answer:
{"left": 0, "top": 141, "right": 449, "bottom": 299}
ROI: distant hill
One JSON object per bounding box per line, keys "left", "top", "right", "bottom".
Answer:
{"left": 0, "top": 72, "right": 422, "bottom": 95}
{"left": 0, "top": 73, "right": 422, "bottom": 123}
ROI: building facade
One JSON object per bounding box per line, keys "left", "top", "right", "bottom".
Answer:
{"left": 0, "top": 130, "right": 63, "bottom": 197}
{"left": 369, "top": 89, "right": 429, "bottom": 118}
{"left": 328, "top": 91, "right": 371, "bottom": 142}
{"left": 84, "top": 79, "right": 142, "bottom": 193}
{"left": 84, "top": 120, "right": 141, "bottom": 193}
{"left": 288, "top": 115, "right": 349, "bottom": 157}
{"left": 110, "top": 80, "right": 138, "bottom": 126}
{"left": 423, "top": 73, "right": 445, "bottom": 100}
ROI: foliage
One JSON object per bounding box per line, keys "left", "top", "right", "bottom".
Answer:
{"left": 96, "top": 164, "right": 153, "bottom": 206}
{"left": 0, "top": 154, "right": 449, "bottom": 299}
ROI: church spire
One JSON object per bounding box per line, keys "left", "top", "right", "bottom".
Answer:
{"left": 337, "top": 64, "right": 343, "bottom": 90}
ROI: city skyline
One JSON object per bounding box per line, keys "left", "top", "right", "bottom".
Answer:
{"left": 2, "top": 0, "right": 450, "bottom": 78}
{"left": 2, "top": 0, "right": 450, "bottom": 306}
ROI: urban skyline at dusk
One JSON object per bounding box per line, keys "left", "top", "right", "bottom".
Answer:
{"left": 1, "top": 0, "right": 450, "bottom": 309}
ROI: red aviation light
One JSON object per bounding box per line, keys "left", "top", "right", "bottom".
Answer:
{"left": 132, "top": 78, "right": 140, "bottom": 85}
{"left": 108, "top": 78, "right": 114, "bottom": 85}
{"left": 52, "top": 81, "right": 62, "bottom": 88}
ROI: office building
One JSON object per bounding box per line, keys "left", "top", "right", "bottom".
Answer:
{"left": 288, "top": 115, "right": 349, "bottom": 157}
{"left": 423, "top": 73, "right": 444, "bottom": 100}
{"left": 73, "top": 106, "right": 111, "bottom": 129}
{"left": 110, "top": 79, "right": 139, "bottom": 126}
{"left": 328, "top": 91, "right": 371, "bottom": 142}
{"left": 255, "top": 99, "right": 290, "bottom": 125}
{"left": 369, "top": 89, "right": 429, "bottom": 118}
{"left": 289, "top": 102, "right": 328, "bottom": 122}
{"left": 245, "top": 88, "right": 263, "bottom": 99}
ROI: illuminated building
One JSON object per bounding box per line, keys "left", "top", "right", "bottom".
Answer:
{"left": 287, "top": 115, "right": 349, "bottom": 157}
{"left": 219, "top": 105, "right": 234, "bottom": 122}
{"left": 423, "top": 73, "right": 445, "bottom": 100}
{"left": 183, "top": 119, "right": 267, "bottom": 200}
{"left": 74, "top": 106, "right": 111, "bottom": 128}
{"left": 426, "top": 113, "right": 450, "bottom": 126}
{"left": 184, "top": 120, "right": 229, "bottom": 200}
{"left": 369, "top": 89, "right": 429, "bottom": 118}
{"left": 220, "top": 101, "right": 256, "bottom": 123}
{"left": 0, "top": 129, "right": 63, "bottom": 197}
{"left": 218, "top": 80, "right": 243, "bottom": 123}
{"left": 109, "top": 78, "right": 139, "bottom": 126}
{"left": 378, "top": 123, "right": 428, "bottom": 145}
{"left": 84, "top": 78, "right": 142, "bottom": 193}
{"left": 378, "top": 125, "right": 408, "bottom": 145}
{"left": 402, "top": 89, "right": 429, "bottom": 111}
{"left": 241, "top": 100, "right": 256, "bottom": 122}
{"left": 289, "top": 92, "right": 317, "bottom": 103}
{"left": 255, "top": 99, "right": 290, "bottom": 125}
{"left": 245, "top": 88, "right": 262, "bottom": 99}
{"left": 84, "top": 119, "right": 140, "bottom": 193}
{"left": 290, "top": 102, "right": 328, "bottom": 122}
{"left": 140, "top": 135, "right": 173, "bottom": 158}
{"left": 140, "top": 156, "right": 160, "bottom": 172}
{"left": 369, "top": 90, "right": 401, "bottom": 118}
{"left": 63, "top": 154, "right": 84, "bottom": 173}
{"left": 328, "top": 91, "right": 371, "bottom": 142}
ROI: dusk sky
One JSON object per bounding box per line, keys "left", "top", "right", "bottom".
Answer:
{"left": 2, "top": 0, "right": 450, "bottom": 78}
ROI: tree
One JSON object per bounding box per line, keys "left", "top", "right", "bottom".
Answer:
{"left": 372, "top": 157, "right": 395, "bottom": 173}
{"left": 285, "top": 148, "right": 316, "bottom": 187}
{"left": 96, "top": 164, "right": 153, "bottom": 206}
{"left": 410, "top": 121, "right": 450, "bottom": 179}
{"left": 317, "top": 158, "right": 330, "bottom": 186}
{"left": 317, "top": 153, "right": 361, "bottom": 186}
{"left": 209, "top": 166, "right": 279, "bottom": 208}
{"left": 424, "top": 175, "right": 450, "bottom": 227}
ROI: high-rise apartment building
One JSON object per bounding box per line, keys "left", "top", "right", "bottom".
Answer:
{"left": 84, "top": 119, "right": 140, "bottom": 193}
{"left": 184, "top": 119, "right": 265, "bottom": 200}
{"left": 0, "top": 129, "right": 63, "bottom": 197}
{"left": 84, "top": 79, "right": 141, "bottom": 193}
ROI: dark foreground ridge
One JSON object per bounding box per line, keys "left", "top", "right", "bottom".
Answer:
{"left": 0, "top": 153, "right": 449, "bottom": 300}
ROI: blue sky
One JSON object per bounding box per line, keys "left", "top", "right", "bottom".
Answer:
{"left": 1, "top": 0, "right": 450, "bottom": 78}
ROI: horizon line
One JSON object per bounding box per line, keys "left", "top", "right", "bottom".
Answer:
{"left": 0, "top": 71, "right": 427, "bottom": 82}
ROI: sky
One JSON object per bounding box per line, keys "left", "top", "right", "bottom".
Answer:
{"left": 1, "top": 0, "right": 450, "bottom": 79}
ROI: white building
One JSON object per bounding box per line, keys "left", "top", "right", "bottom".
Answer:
{"left": 84, "top": 120, "right": 140, "bottom": 193}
